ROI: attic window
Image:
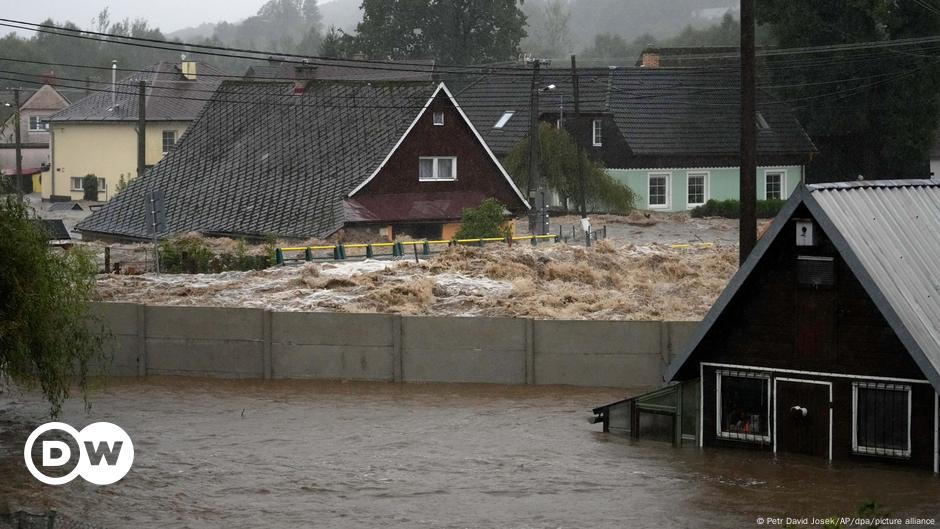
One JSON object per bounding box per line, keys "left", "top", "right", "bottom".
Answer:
{"left": 494, "top": 111, "right": 515, "bottom": 129}
{"left": 755, "top": 112, "right": 770, "bottom": 131}
{"left": 419, "top": 156, "right": 456, "bottom": 181}
{"left": 797, "top": 256, "right": 834, "bottom": 288}
{"left": 433, "top": 112, "right": 444, "bottom": 126}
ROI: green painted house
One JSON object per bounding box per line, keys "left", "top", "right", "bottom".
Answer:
{"left": 610, "top": 166, "right": 802, "bottom": 211}
{"left": 450, "top": 63, "right": 816, "bottom": 212}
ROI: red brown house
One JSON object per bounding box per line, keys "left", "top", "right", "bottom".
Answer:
{"left": 77, "top": 81, "right": 528, "bottom": 242}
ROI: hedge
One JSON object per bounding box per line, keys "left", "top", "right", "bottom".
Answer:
{"left": 690, "top": 198, "right": 786, "bottom": 219}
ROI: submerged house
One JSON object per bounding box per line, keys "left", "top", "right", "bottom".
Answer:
{"left": 76, "top": 80, "right": 528, "bottom": 242}
{"left": 594, "top": 180, "right": 940, "bottom": 472}
{"left": 450, "top": 65, "right": 816, "bottom": 212}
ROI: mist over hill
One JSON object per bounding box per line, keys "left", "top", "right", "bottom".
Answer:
{"left": 166, "top": 0, "right": 736, "bottom": 52}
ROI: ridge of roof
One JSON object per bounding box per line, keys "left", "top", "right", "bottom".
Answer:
{"left": 807, "top": 179, "right": 940, "bottom": 191}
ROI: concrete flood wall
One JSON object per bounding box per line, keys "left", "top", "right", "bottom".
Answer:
{"left": 91, "top": 302, "right": 699, "bottom": 388}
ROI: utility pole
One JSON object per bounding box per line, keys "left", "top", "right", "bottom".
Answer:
{"left": 12, "top": 88, "right": 23, "bottom": 197}
{"left": 527, "top": 60, "right": 542, "bottom": 235}
{"left": 739, "top": 0, "right": 757, "bottom": 265}
{"left": 137, "top": 81, "right": 146, "bottom": 180}
{"left": 571, "top": 55, "right": 590, "bottom": 247}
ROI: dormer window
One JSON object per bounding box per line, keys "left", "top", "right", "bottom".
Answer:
{"left": 433, "top": 112, "right": 444, "bottom": 126}
{"left": 494, "top": 111, "right": 514, "bottom": 129}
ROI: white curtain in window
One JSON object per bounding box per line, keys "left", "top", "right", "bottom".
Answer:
{"left": 419, "top": 159, "right": 434, "bottom": 179}
{"left": 437, "top": 158, "right": 453, "bottom": 179}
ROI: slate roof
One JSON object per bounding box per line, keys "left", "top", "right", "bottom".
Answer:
{"left": 31, "top": 219, "right": 70, "bottom": 241}
{"left": 448, "top": 66, "right": 816, "bottom": 162}
{"left": 666, "top": 179, "right": 940, "bottom": 392}
{"left": 47, "top": 62, "right": 227, "bottom": 122}
{"left": 76, "top": 80, "right": 440, "bottom": 240}
{"left": 245, "top": 58, "right": 436, "bottom": 82}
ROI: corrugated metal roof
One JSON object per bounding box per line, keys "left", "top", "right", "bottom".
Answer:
{"left": 806, "top": 179, "right": 940, "bottom": 390}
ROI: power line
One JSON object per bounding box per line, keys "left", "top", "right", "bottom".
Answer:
{"left": 0, "top": 19, "right": 540, "bottom": 78}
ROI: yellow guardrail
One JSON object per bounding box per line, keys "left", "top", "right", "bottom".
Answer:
{"left": 275, "top": 234, "right": 561, "bottom": 265}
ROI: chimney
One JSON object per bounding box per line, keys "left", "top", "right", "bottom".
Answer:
{"left": 181, "top": 53, "right": 197, "bottom": 80}
{"left": 111, "top": 60, "right": 117, "bottom": 107}
{"left": 640, "top": 49, "right": 660, "bottom": 68}
{"left": 293, "top": 62, "right": 318, "bottom": 95}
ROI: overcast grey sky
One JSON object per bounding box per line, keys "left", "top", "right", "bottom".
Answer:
{"left": 2, "top": 0, "right": 298, "bottom": 36}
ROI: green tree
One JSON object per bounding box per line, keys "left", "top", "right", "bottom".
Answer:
{"left": 0, "top": 195, "right": 104, "bottom": 416}
{"left": 354, "top": 0, "right": 527, "bottom": 64}
{"left": 82, "top": 174, "right": 99, "bottom": 201}
{"left": 757, "top": 1, "right": 940, "bottom": 180}
{"left": 528, "top": 0, "right": 573, "bottom": 58}
{"left": 504, "top": 123, "right": 635, "bottom": 214}
{"left": 318, "top": 26, "right": 352, "bottom": 58}
{"left": 582, "top": 33, "right": 636, "bottom": 61}
{"left": 455, "top": 198, "right": 511, "bottom": 239}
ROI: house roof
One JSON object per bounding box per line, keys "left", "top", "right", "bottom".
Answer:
{"left": 448, "top": 66, "right": 816, "bottom": 160}
{"left": 76, "top": 80, "right": 446, "bottom": 240}
{"left": 665, "top": 179, "right": 940, "bottom": 392}
{"left": 245, "top": 58, "right": 436, "bottom": 82}
{"left": 47, "top": 62, "right": 227, "bottom": 123}
{"left": 634, "top": 46, "right": 751, "bottom": 68}
{"left": 31, "top": 219, "right": 71, "bottom": 241}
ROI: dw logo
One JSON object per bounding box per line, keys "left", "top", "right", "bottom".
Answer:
{"left": 23, "top": 422, "right": 134, "bottom": 485}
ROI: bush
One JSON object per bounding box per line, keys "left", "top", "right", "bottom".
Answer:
{"left": 690, "top": 198, "right": 786, "bottom": 219}
{"left": 455, "top": 198, "right": 511, "bottom": 239}
{"left": 159, "top": 234, "right": 271, "bottom": 274}
{"left": 159, "top": 234, "right": 214, "bottom": 273}
{"left": 82, "top": 174, "right": 99, "bottom": 201}
{"left": 0, "top": 195, "right": 105, "bottom": 416}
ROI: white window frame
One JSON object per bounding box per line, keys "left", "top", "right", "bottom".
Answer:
{"left": 852, "top": 382, "right": 912, "bottom": 458}
{"left": 433, "top": 112, "right": 445, "bottom": 126}
{"left": 494, "top": 111, "right": 514, "bottom": 129}
{"left": 686, "top": 171, "right": 709, "bottom": 208}
{"left": 592, "top": 119, "right": 603, "bottom": 146}
{"left": 764, "top": 169, "right": 786, "bottom": 200}
{"left": 162, "top": 130, "right": 177, "bottom": 155}
{"left": 28, "top": 116, "right": 48, "bottom": 132}
{"left": 647, "top": 172, "right": 671, "bottom": 209}
{"left": 716, "top": 369, "right": 772, "bottom": 444}
{"left": 418, "top": 156, "right": 457, "bottom": 182}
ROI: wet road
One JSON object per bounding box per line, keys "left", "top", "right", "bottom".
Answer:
{"left": 1, "top": 378, "right": 938, "bottom": 528}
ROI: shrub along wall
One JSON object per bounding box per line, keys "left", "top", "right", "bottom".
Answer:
{"left": 690, "top": 198, "right": 786, "bottom": 219}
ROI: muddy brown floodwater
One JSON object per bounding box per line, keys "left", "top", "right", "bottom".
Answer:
{"left": 1, "top": 378, "right": 938, "bottom": 528}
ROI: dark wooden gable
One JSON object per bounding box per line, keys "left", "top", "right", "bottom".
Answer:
{"left": 350, "top": 89, "right": 527, "bottom": 212}
{"left": 673, "top": 202, "right": 926, "bottom": 382}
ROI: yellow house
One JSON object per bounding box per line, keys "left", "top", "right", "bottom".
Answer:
{"left": 43, "top": 60, "right": 225, "bottom": 201}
